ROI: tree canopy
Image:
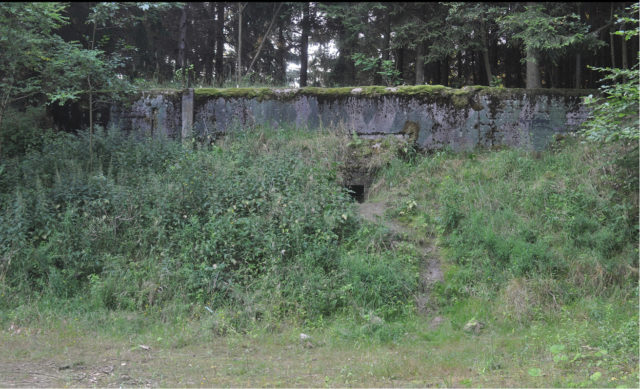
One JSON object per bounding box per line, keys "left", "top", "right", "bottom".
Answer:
{"left": 0, "top": 1, "right": 637, "bottom": 150}
{"left": 5, "top": 1, "right": 631, "bottom": 90}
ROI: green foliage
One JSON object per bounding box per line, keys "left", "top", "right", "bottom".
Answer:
{"left": 0, "top": 2, "right": 132, "bottom": 159}
{"left": 43, "top": 44, "right": 130, "bottom": 106}
{"left": 443, "top": 3, "right": 501, "bottom": 55}
{"left": 498, "top": 3, "right": 601, "bottom": 62}
{"left": 174, "top": 64, "right": 195, "bottom": 87}
{"left": 613, "top": 2, "right": 640, "bottom": 41}
{"left": 581, "top": 4, "right": 639, "bottom": 144}
{"left": 384, "top": 140, "right": 637, "bottom": 303}
{"left": 0, "top": 3, "right": 128, "bottom": 107}
{"left": 0, "top": 3, "right": 70, "bottom": 104}
{"left": 352, "top": 53, "right": 401, "bottom": 86}
{"left": 0, "top": 106, "right": 55, "bottom": 158}
{"left": 0, "top": 128, "right": 418, "bottom": 325}
{"left": 490, "top": 76, "right": 504, "bottom": 88}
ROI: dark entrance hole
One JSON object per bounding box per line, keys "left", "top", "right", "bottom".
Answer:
{"left": 346, "top": 184, "right": 365, "bottom": 203}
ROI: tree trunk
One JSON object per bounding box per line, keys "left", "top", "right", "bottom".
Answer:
{"left": 179, "top": 6, "right": 187, "bottom": 87}
{"left": 543, "top": 62, "right": 551, "bottom": 88}
{"left": 246, "top": 2, "right": 283, "bottom": 77}
{"left": 372, "top": 62, "right": 382, "bottom": 85}
{"left": 275, "top": 16, "right": 287, "bottom": 85}
{"left": 334, "top": 23, "right": 355, "bottom": 86}
{"left": 155, "top": 51, "right": 162, "bottom": 83}
{"left": 204, "top": 53, "right": 214, "bottom": 86}
{"left": 574, "top": 3, "right": 582, "bottom": 89}
{"left": 299, "top": 2, "right": 310, "bottom": 87}
{"left": 525, "top": 45, "right": 541, "bottom": 88}
{"left": 480, "top": 21, "right": 492, "bottom": 86}
{"left": 215, "top": 2, "right": 225, "bottom": 86}
{"left": 142, "top": 18, "right": 157, "bottom": 81}
{"left": 432, "top": 61, "right": 440, "bottom": 85}
{"left": 456, "top": 51, "right": 463, "bottom": 86}
{"left": 524, "top": 2, "right": 541, "bottom": 89}
{"left": 397, "top": 47, "right": 405, "bottom": 84}
{"left": 0, "top": 84, "right": 12, "bottom": 159}
{"left": 415, "top": 43, "right": 424, "bottom": 85}
{"left": 472, "top": 51, "right": 479, "bottom": 85}
{"left": 551, "top": 62, "right": 559, "bottom": 88}
{"left": 515, "top": 48, "right": 524, "bottom": 87}
{"left": 236, "top": 2, "right": 244, "bottom": 87}
{"left": 621, "top": 28, "right": 628, "bottom": 69}
{"left": 575, "top": 53, "right": 582, "bottom": 88}
{"left": 609, "top": 4, "right": 616, "bottom": 68}
{"left": 440, "top": 57, "right": 449, "bottom": 86}
{"left": 490, "top": 35, "right": 498, "bottom": 79}
{"left": 383, "top": 13, "right": 391, "bottom": 61}
{"left": 188, "top": 8, "right": 199, "bottom": 87}
{"left": 202, "top": 3, "right": 216, "bottom": 85}
{"left": 89, "top": 21, "right": 97, "bottom": 168}
{"left": 505, "top": 44, "right": 519, "bottom": 87}
{"left": 88, "top": 75, "right": 93, "bottom": 168}
{"left": 376, "top": 11, "right": 390, "bottom": 86}
{"left": 610, "top": 32, "right": 616, "bottom": 68}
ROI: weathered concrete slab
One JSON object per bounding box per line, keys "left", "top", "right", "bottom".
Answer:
{"left": 181, "top": 88, "right": 194, "bottom": 142}
{"left": 109, "top": 90, "right": 182, "bottom": 139}
{"left": 112, "top": 86, "right": 593, "bottom": 151}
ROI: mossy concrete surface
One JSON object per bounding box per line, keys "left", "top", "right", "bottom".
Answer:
{"left": 110, "top": 90, "right": 182, "bottom": 139}
{"left": 115, "top": 86, "right": 594, "bottom": 150}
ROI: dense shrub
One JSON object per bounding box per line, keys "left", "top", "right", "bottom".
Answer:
{"left": 0, "top": 107, "right": 55, "bottom": 159}
{"left": 0, "top": 127, "right": 417, "bottom": 323}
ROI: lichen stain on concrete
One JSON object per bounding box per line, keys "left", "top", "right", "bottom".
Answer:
{"left": 112, "top": 91, "right": 181, "bottom": 139}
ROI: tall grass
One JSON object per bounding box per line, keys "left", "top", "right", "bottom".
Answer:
{"left": 377, "top": 139, "right": 638, "bottom": 309}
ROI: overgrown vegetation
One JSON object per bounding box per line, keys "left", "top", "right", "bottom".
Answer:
{"left": 0, "top": 127, "right": 421, "bottom": 330}
{"left": 1, "top": 1, "right": 638, "bottom": 386}
{"left": 1, "top": 127, "right": 637, "bottom": 387}
{"left": 367, "top": 136, "right": 638, "bottom": 386}
{"left": 375, "top": 137, "right": 638, "bottom": 301}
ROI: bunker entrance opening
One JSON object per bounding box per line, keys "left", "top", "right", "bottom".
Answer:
{"left": 346, "top": 184, "right": 366, "bottom": 203}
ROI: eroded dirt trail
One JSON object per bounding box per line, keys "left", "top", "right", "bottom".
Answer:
{"left": 357, "top": 201, "right": 443, "bottom": 315}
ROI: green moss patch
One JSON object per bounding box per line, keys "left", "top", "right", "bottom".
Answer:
{"left": 189, "top": 85, "right": 595, "bottom": 109}
{"left": 194, "top": 87, "right": 277, "bottom": 102}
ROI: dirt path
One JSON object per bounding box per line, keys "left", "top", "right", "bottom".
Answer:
{"left": 358, "top": 201, "right": 443, "bottom": 316}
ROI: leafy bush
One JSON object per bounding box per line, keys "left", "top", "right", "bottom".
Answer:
{"left": 581, "top": 3, "right": 639, "bottom": 144}
{"left": 0, "top": 106, "right": 55, "bottom": 158}
{"left": 582, "top": 65, "right": 639, "bottom": 143}
{"left": 351, "top": 53, "right": 402, "bottom": 86}
{"left": 0, "top": 127, "right": 418, "bottom": 325}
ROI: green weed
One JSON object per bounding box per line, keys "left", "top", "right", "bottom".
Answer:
{"left": 0, "top": 126, "right": 419, "bottom": 328}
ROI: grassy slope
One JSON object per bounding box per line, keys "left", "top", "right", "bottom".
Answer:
{"left": 0, "top": 129, "right": 637, "bottom": 387}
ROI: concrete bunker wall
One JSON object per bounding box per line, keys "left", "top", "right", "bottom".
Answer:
{"left": 109, "top": 90, "right": 182, "bottom": 139}
{"left": 111, "top": 86, "right": 592, "bottom": 151}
